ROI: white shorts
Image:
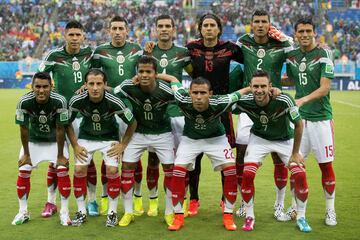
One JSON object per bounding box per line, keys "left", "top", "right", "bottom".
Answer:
{"left": 175, "top": 135, "right": 235, "bottom": 171}
{"left": 72, "top": 117, "right": 82, "bottom": 137}
{"left": 301, "top": 119, "right": 335, "bottom": 163}
{"left": 115, "top": 115, "right": 128, "bottom": 138}
{"left": 19, "top": 142, "right": 69, "bottom": 168}
{"left": 244, "top": 134, "right": 293, "bottom": 165}
{"left": 171, "top": 116, "right": 185, "bottom": 149}
{"left": 123, "top": 132, "right": 175, "bottom": 165}
{"left": 235, "top": 113, "right": 253, "bottom": 145}
{"left": 76, "top": 139, "right": 120, "bottom": 167}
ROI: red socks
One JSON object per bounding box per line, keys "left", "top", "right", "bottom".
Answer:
{"left": 134, "top": 160, "right": 143, "bottom": 184}
{"left": 147, "top": 166, "right": 160, "bottom": 191}
{"left": 57, "top": 167, "right": 71, "bottom": 198}
{"left": 223, "top": 165, "right": 237, "bottom": 205}
{"left": 319, "top": 162, "right": 336, "bottom": 195}
{"left": 172, "top": 166, "right": 187, "bottom": 207}
{"left": 87, "top": 160, "right": 97, "bottom": 186}
{"left": 241, "top": 163, "right": 258, "bottom": 203}
{"left": 107, "top": 172, "right": 121, "bottom": 199}
{"left": 73, "top": 172, "right": 87, "bottom": 199}
{"left": 274, "top": 163, "right": 288, "bottom": 190}
{"left": 289, "top": 165, "right": 308, "bottom": 202}
{"left": 47, "top": 165, "right": 57, "bottom": 189}
{"left": 121, "top": 169, "right": 135, "bottom": 194}
{"left": 17, "top": 169, "right": 31, "bottom": 199}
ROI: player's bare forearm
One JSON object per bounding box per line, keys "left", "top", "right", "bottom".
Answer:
{"left": 121, "top": 120, "right": 137, "bottom": 147}
{"left": 238, "top": 86, "right": 251, "bottom": 95}
{"left": 20, "top": 125, "right": 30, "bottom": 156}
{"left": 292, "top": 120, "right": 303, "bottom": 155}
{"left": 65, "top": 124, "right": 78, "bottom": 148}
{"left": 156, "top": 73, "right": 179, "bottom": 83}
{"left": 296, "top": 77, "right": 331, "bottom": 107}
{"left": 56, "top": 124, "right": 66, "bottom": 157}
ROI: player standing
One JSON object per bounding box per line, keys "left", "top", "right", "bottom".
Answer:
{"left": 236, "top": 71, "right": 311, "bottom": 232}
{"left": 286, "top": 17, "right": 337, "bottom": 226}
{"left": 67, "top": 69, "right": 137, "bottom": 227}
{"left": 39, "top": 20, "right": 101, "bottom": 216}
{"left": 12, "top": 72, "right": 71, "bottom": 226}
{"left": 235, "top": 9, "right": 293, "bottom": 220}
{"left": 113, "top": 56, "right": 177, "bottom": 227}
{"left": 91, "top": 16, "right": 142, "bottom": 215}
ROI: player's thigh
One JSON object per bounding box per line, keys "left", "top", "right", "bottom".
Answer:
{"left": 151, "top": 132, "right": 175, "bottom": 165}
{"left": 99, "top": 140, "right": 123, "bottom": 167}
{"left": 123, "top": 133, "right": 147, "bottom": 163}
{"left": 270, "top": 139, "right": 294, "bottom": 165}
{"left": 19, "top": 142, "right": 58, "bottom": 167}
{"left": 300, "top": 120, "right": 311, "bottom": 159}
{"left": 236, "top": 113, "right": 253, "bottom": 145}
{"left": 115, "top": 115, "right": 128, "bottom": 138}
{"left": 75, "top": 139, "right": 99, "bottom": 166}
{"left": 308, "top": 120, "right": 335, "bottom": 163}
{"left": 244, "top": 134, "right": 270, "bottom": 164}
{"left": 72, "top": 117, "right": 82, "bottom": 138}
{"left": 171, "top": 116, "right": 185, "bottom": 149}
{"left": 204, "top": 135, "right": 235, "bottom": 171}
{"left": 175, "top": 136, "right": 201, "bottom": 170}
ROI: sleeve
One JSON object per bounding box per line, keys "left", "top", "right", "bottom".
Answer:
{"left": 228, "top": 64, "right": 244, "bottom": 92}
{"left": 231, "top": 42, "right": 244, "bottom": 64}
{"left": 15, "top": 98, "right": 29, "bottom": 126}
{"left": 90, "top": 48, "right": 101, "bottom": 68}
{"left": 38, "top": 50, "right": 55, "bottom": 73}
{"left": 320, "top": 48, "right": 335, "bottom": 79}
{"left": 55, "top": 97, "right": 69, "bottom": 125}
{"left": 211, "top": 91, "right": 241, "bottom": 112}
{"left": 115, "top": 99, "right": 135, "bottom": 125}
{"left": 284, "top": 94, "right": 302, "bottom": 123}
{"left": 170, "top": 82, "right": 190, "bottom": 104}
{"left": 68, "top": 97, "right": 79, "bottom": 123}
{"left": 113, "top": 81, "right": 130, "bottom": 98}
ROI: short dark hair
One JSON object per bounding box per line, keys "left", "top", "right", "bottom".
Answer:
{"left": 155, "top": 14, "right": 175, "bottom": 27}
{"left": 251, "top": 9, "right": 270, "bottom": 22}
{"left": 110, "top": 16, "right": 128, "bottom": 27}
{"left": 190, "top": 77, "right": 212, "bottom": 91}
{"left": 294, "top": 17, "right": 315, "bottom": 32}
{"left": 198, "top": 13, "right": 222, "bottom": 38}
{"left": 85, "top": 69, "right": 107, "bottom": 83}
{"left": 65, "top": 20, "right": 84, "bottom": 31}
{"left": 251, "top": 70, "right": 270, "bottom": 83}
{"left": 32, "top": 72, "right": 52, "bottom": 85}
{"left": 137, "top": 56, "right": 157, "bottom": 72}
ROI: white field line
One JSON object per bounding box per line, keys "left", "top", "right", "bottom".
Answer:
{"left": 334, "top": 100, "right": 360, "bottom": 109}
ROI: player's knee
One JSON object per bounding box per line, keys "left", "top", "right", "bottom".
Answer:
{"left": 162, "top": 163, "right": 174, "bottom": 171}
{"left": 106, "top": 165, "right": 118, "bottom": 175}
{"left": 74, "top": 165, "right": 87, "bottom": 175}
{"left": 122, "top": 162, "right": 137, "bottom": 170}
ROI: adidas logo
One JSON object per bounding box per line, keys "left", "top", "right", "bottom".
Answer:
{"left": 93, "top": 109, "right": 99, "bottom": 113}
{"left": 72, "top": 57, "right": 78, "bottom": 61}
{"left": 301, "top": 57, "right": 306, "bottom": 62}
{"left": 161, "top": 54, "right": 167, "bottom": 58}
{"left": 40, "top": 110, "right": 45, "bottom": 114}
{"left": 145, "top": 99, "right": 151, "bottom": 103}
{"left": 117, "top": 51, "right": 123, "bottom": 55}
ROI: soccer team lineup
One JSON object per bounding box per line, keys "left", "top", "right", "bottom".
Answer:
{"left": 12, "top": 10, "right": 338, "bottom": 234}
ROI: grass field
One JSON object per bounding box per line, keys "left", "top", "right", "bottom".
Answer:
{"left": 0, "top": 89, "right": 359, "bottom": 240}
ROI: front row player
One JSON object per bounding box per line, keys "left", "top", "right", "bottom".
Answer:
{"left": 66, "top": 69, "right": 137, "bottom": 227}
{"left": 235, "top": 71, "right": 311, "bottom": 232}
{"left": 168, "top": 77, "right": 249, "bottom": 231}
{"left": 13, "top": 72, "right": 72, "bottom": 226}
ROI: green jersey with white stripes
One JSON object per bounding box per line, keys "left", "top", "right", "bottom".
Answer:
{"left": 236, "top": 34, "right": 292, "bottom": 88}
{"left": 69, "top": 91, "right": 134, "bottom": 141}
{"left": 171, "top": 82, "right": 241, "bottom": 139}
{"left": 286, "top": 46, "right": 334, "bottom": 121}
{"left": 236, "top": 93, "right": 301, "bottom": 141}
{"left": 15, "top": 92, "right": 68, "bottom": 142}
{"left": 38, "top": 46, "right": 92, "bottom": 101}
{"left": 91, "top": 41, "right": 142, "bottom": 87}
{"left": 114, "top": 79, "right": 175, "bottom": 134}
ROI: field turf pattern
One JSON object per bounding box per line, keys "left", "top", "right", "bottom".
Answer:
{"left": 0, "top": 89, "right": 359, "bottom": 240}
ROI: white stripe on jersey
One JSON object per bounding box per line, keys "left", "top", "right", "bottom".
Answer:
{"left": 17, "top": 92, "right": 35, "bottom": 109}
{"left": 43, "top": 47, "right": 64, "bottom": 61}
{"left": 105, "top": 92, "right": 127, "bottom": 110}
{"left": 69, "top": 91, "right": 88, "bottom": 106}
{"left": 158, "top": 82, "right": 174, "bottom": 95}
{"left": 276, "top": 95, "right": 294, "bottom": 108}
{"left": 50, "top": 92, "right": 67, "bottom": 108}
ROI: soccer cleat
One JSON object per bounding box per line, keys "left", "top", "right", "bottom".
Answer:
{"left": 235, "top": 200, "right": 246, "bottom": 218}
{"left": 106, "top": 211, "right": 118, "bottom": 227}
{"left": 133, "top": 195, "right": 144, "bottom": 216}
{"left": 60, "top": 212, "right": 72, "bottom": 226}
{"left": 286, "top": 206, "right": 297, "bottom": 220}
{"left": 188, "top": 199, "right": 200, "bottom": 216}
{"left": 41, "top": 202, "right": 57, "bottom": 218}
{"left": 100, "top": 196, "right": 108, "bottom": 216}
{"left": 87, "top": 201, "right": 99, "bottom": 216}
{"left": 71, "top": 211, "right": 87, "bottom": 226}
{"left": 11, "top": 212, "right": 30, "bottom": 225}
{"left": 164, "top": 213, "right": 174, "bottom": 226}
{"left": 296, "top": 217, "right": 312, "bottom": 232}
{"left": 183, "top": 198, "right": 189, "bottom": 218}
{"left": 147, "top": 198, "right": 159, "bottom": 217}
{"left": 242, "top": 216, "right": 255, "bottom": 231}
{"left": 274, "top": 204, "right": 291, "bottom": 221}
{"left": 325, "top": 209, "right": 337, "bottom": 226}
{"left": 168, "top": 214, "right": 184, "bottom": 231}
{"left": 223, "top": 213, "right": 237, "bottom": 231}
{"left": 119, "top": 213, "right": 134, "bottom": 227}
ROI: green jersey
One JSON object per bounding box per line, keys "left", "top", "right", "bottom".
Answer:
{"left": 69, "top": 91, "right": 134, "bottom": 141}
{"left": 114, "top": 79, "right": 174, "bottom": 134}
{"left": 15, "top": 92, "right": 69, "bottom": 143}
{"left": 91, "top": 41, "right": 143, "bottom": 87}
{"left": 236, "top": 34, "right": 292, "bottom": 88}
{"left": 229, "top": 64, "right": 244, "bottom": 92}
{"left": 171, "top": 82, "right": 241, "bottom": 139}
{"left": 286, "top": 46, "right": 334, "bottom": 121}
{"left": 39, "top": 46, "right": 92, "bottom": 101}
{"left": 236, "top": 93, "right": 301, "bottom": 141}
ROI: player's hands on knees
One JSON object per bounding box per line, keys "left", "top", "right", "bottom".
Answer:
{"left": 269, "top": 87, "right": 281, "bottom": 99}
{"left": 74, "top": 145, "right": 88, "bottom": 163}
{"left": 57, "top": 155, "right": 69, "bottom": 166}
{"left": 107, "top": 142, "right": 125, "bottom": 158}
{"left": 288, "top": 153, "right": 304, "bottom": 167}
{"left": 144, "top": 41, "right": 156, "bottom": 53}
{"left": 18, "top": 154, "right": 31, "bottom": 167}
{"left": 76, "top": 84, "right": 87, "bottom": 94}
{"left": 132, "top": 75, "right": 140, "bottom": 85}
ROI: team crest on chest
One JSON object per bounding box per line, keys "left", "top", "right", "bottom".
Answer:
{"left": 159, "top": 58, "right": 168, "bottom": 68}
{"left": 117, "top": 55, "right": 125, "bottom": 64}
{"left": 39, "top": 112, "right": 47, "bottom": 124}
{"left": 195, "top": 115, "right": 205, "bottom": 124}
{"left": 72, "top": 61, "right": 80, "bottom": 71}
{"left": 143, "top": 99, "right": 152, "bottom": 111}
{"left": 259, "top": 114, "right": 268, "bottom": 124}
{"left": 299, "top": 62, "right": 307, "bottom": 72}
{"left": 257, "top": 49, "right": 266, "bottom": 58}
{"left": 92, "top": 109, "right": 101, "bottom": 122}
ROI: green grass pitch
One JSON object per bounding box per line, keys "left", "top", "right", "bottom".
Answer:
{"left": 0, "top": 89, "right": 359, "bottom": 240}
